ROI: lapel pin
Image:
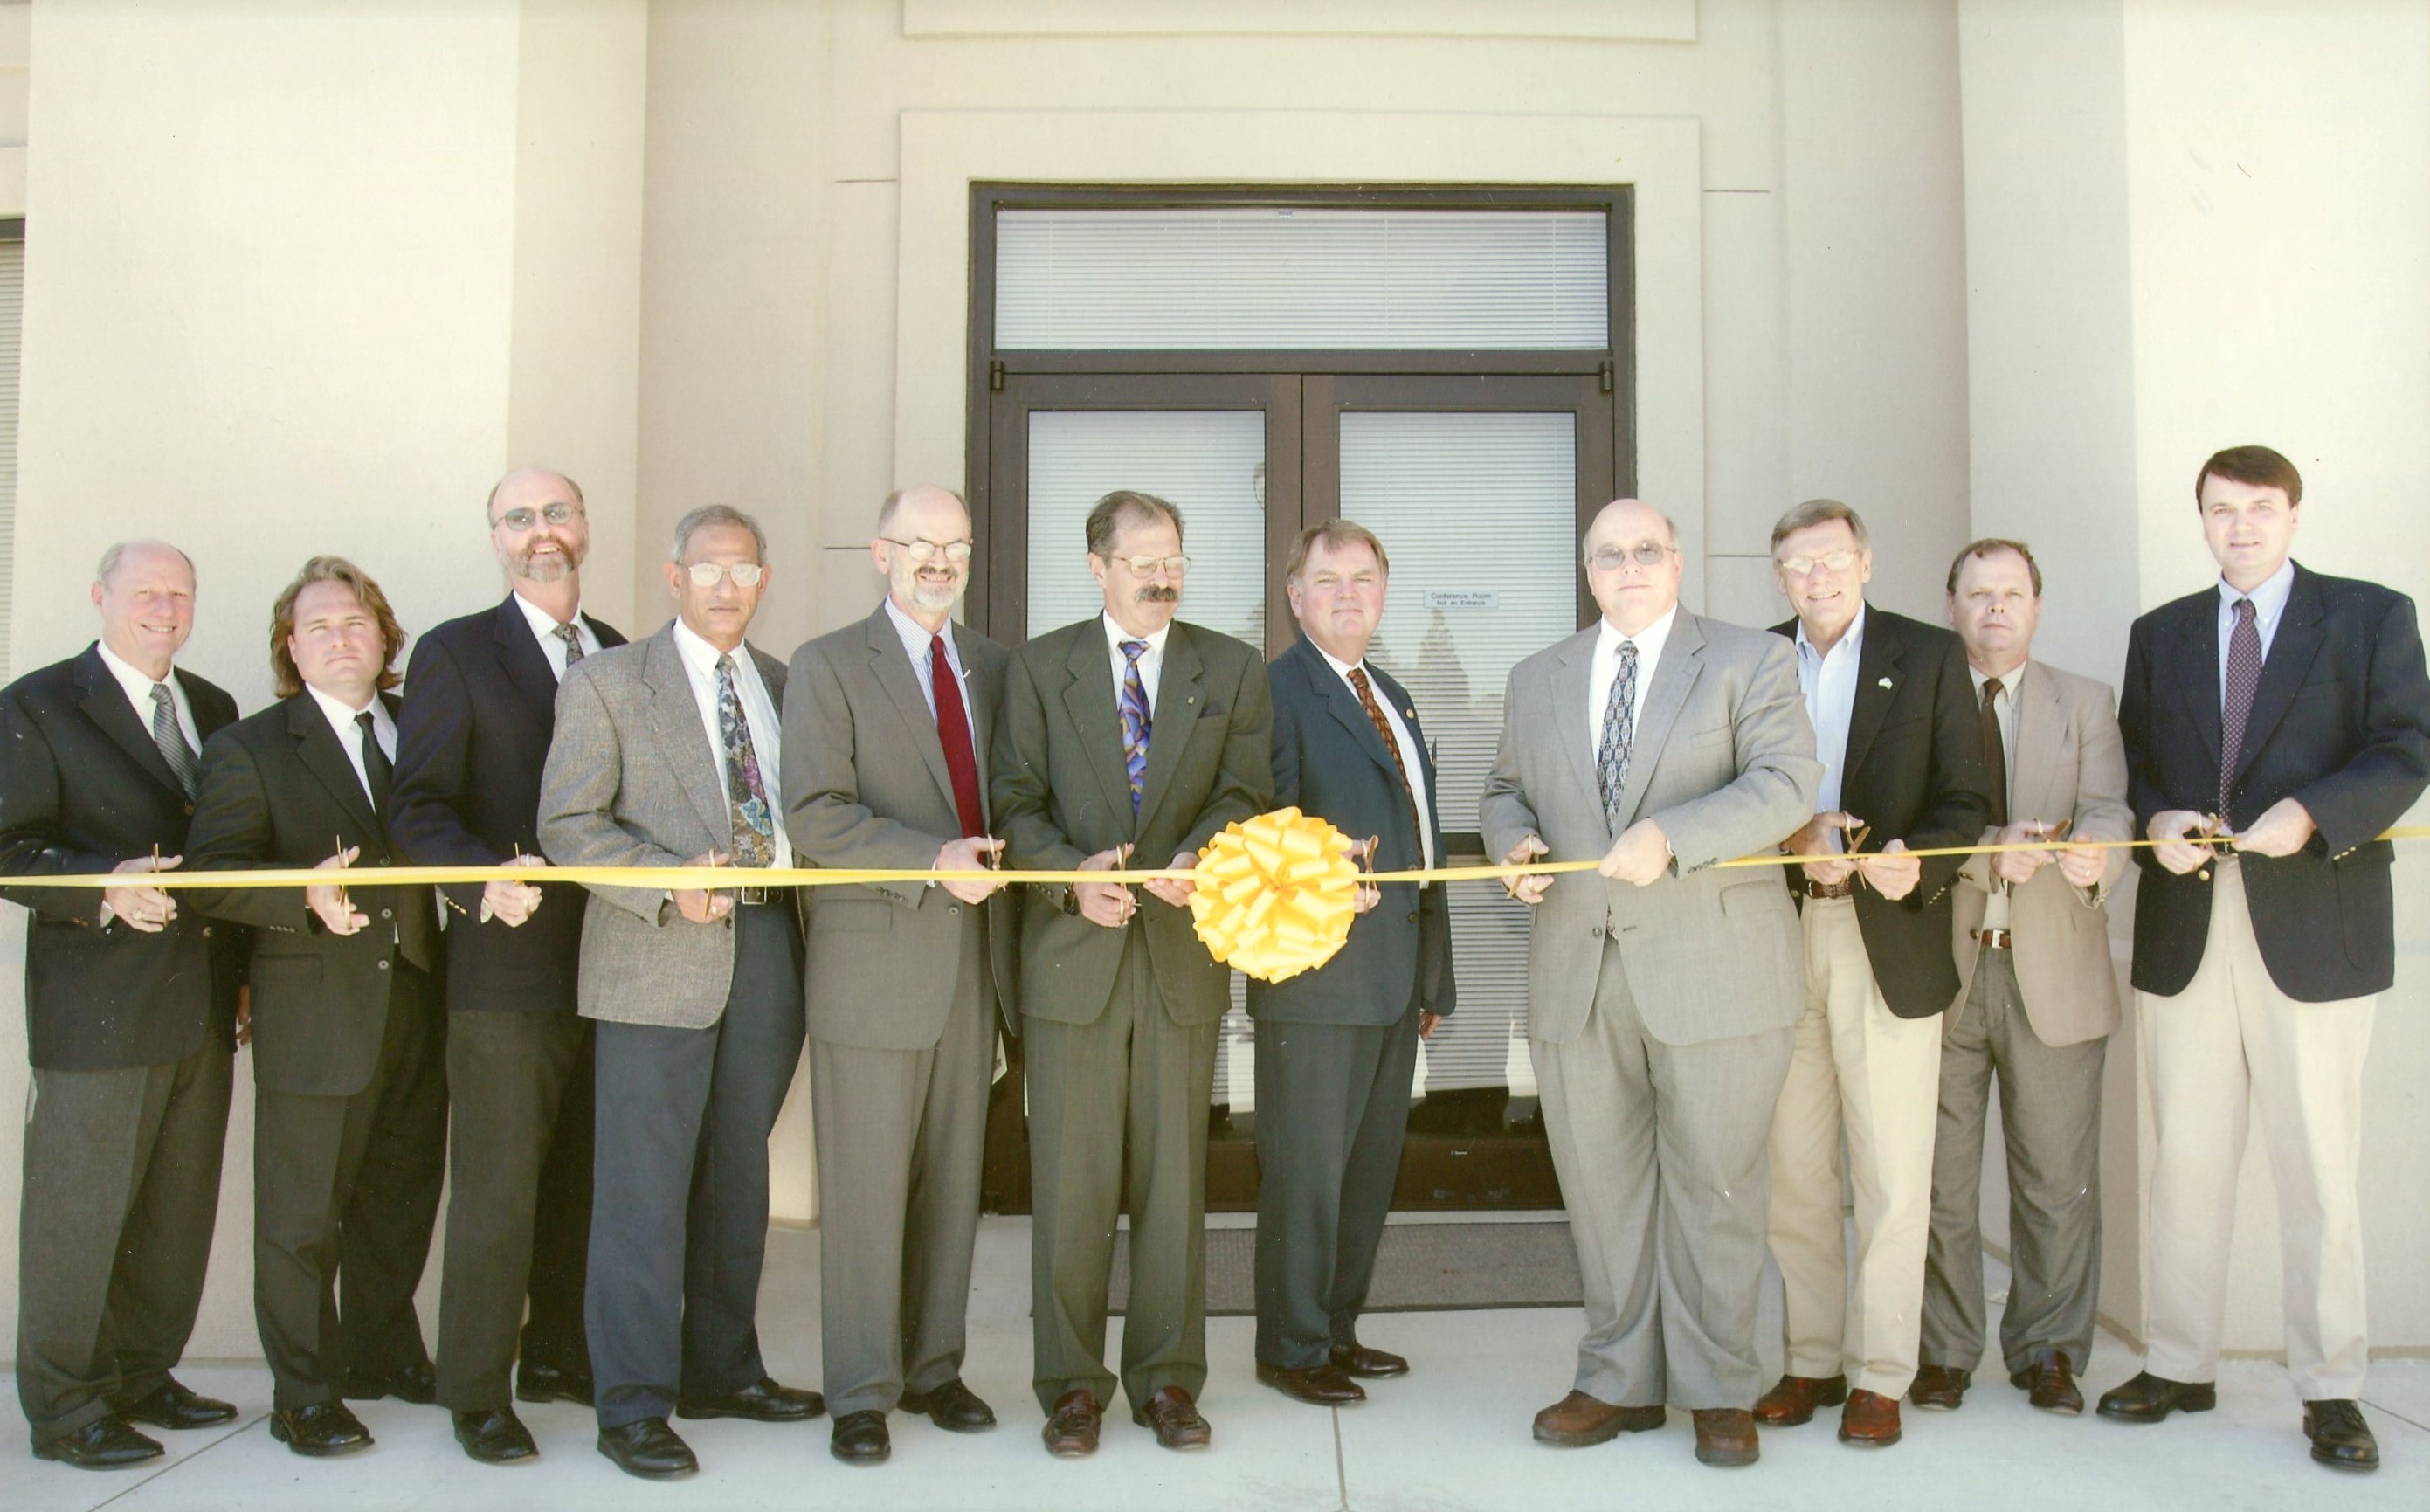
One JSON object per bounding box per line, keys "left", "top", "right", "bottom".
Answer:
{"left": 1878, "top": 677, "right": 1893, "bottom": 689}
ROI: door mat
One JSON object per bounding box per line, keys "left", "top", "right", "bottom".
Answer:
{"left": 1105, "top": 1221, "right": 1581, "bottom": 1316}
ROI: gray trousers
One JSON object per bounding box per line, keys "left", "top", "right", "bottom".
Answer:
{"left": 1251, "top": 1000, "right": 1420, "bottom": 1370}
{"left": 1535, "top": 938, "right": 1793, "bottom": 1411}
{"left": 1024, "top": 929, "right": 1218, "bottom": 1414}
{"left": 435, "top": 1010, "right": 594, "bottom": 1411}
{"left": 253, "top": 963, "right": 448, "bottom": 1410}
{"left": 17, "top": 1042, "right": 232, "bottom": 1440}
{"left": 1921, "top": 946, "right": 2106, "bottom": 1375}
{"left": 809, "top": 920, "right": 991, "bottom": 1417}
{"left": 587, "top": 903, "right": 805, "bottom": 1429}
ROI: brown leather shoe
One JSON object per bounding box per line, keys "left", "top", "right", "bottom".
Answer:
{"left": 1752, "top": 1373, "right": 1847, "bottom": 1426}
{"left": 1838, "top": 1388, "right": 1902, "bottom": 1446}
{"left": 1041, "top": 1389, "right": 1101, "bottom": 1458}
{"left": 1692, "top": 1408, "right": 1759, "bottom": 1467}
{"left": 1131, "top": 1385, "right": 1212, "bottom": 1450}
{"left": 1258, "top": 1362, "right": 1365, "bottom": 1406}
{"left": 1910, "top": 1364, "right": 1970, "bottom": 1411}
{"left": 2009, "top": 1350, "right": 2083, "bottom": 1414}
{"left": 1329, "top": 1342, "right": 1410, "bottom": 1378}
{"left": 1531, "top": 1391, "right": 1667, "bottom": 1446}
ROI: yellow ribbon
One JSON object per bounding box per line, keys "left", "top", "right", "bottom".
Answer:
{"left": 1185, "top": 807, "right": 1361, "bottom": 983}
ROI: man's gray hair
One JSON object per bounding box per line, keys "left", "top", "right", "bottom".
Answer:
{"left": 96, "top": 540, "right": 197, "bottom": 586}
{"left": 875, "top": 485, "right": 968, "bottom": 538}
{"left": 671, "top": 504, "right": 768, "bottom": 563}
{"left": 485, "top": 466, "right": 584, "bottom": 521}
{"left": 1769, "top": 498, "right": 1870, "bottom": 556}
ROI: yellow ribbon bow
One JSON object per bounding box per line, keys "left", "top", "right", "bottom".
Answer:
{"left": 1187, "top": 807, "right": 1363, "bottom": 983}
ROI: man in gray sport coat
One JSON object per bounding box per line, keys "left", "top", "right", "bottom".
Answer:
{"left": 780, "top": 485, "right": 1015, "bottom": 1466}
{"left": 538, "top": 505, "right": 820, "bottom": 1481}
{"left": 1481, "top": 499, "right": 1819, "bottom": 1469}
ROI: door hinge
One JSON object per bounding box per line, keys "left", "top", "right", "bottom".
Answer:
{"left": 989, "top": 359, "right": 1006, "bottom": 392}
{"left": 1598, "top": 361, "right": 1615, "bottom": 395}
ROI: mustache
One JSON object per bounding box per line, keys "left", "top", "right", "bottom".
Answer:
{"left": 1136, "top": 584, "right": 1181, "bottom": 604}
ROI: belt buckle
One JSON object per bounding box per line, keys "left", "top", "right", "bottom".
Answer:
{"left": 1974, "top": 927, "right": 2012, "bottom": 950}
{"left": 731, "top": 883, "right": 774, "bottom": 907}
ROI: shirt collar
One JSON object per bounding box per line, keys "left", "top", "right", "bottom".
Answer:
{"left": 1796, "top": 603, "right": 1867, "bottom": 664}
{"left": 305, "top": 680, "right": 381, "bottom": 734}
{"left": 1312, "top": 639, "right": 1369, "bottom": 681}
{"left": 512, "top": 590, "right": 585, "bottom": 646}
{"left": 883, "top": 596, "right": 956, "bottom": 664}
{"left": 672, "top": 618, "right": 751, "bottom": 677}
{"left": 94, "top": 639, "right": 174, "bottom": 705}
{"left": 1597, "top": 604, "right": 1679, "bottom": 666}
{"left": 1969, "top": 659, "right": 2026, "bottom": 698}
{"left": 1102, "top": 611, "right": 1172, "bottom": 660}
{"left": 2218, "top": 560, "right": 2296, "bottom": 624}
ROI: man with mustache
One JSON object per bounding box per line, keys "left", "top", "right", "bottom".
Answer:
{"left": 781, "top": 484, "right": 1014, "bottom": 1466}
{"left": 390, "top": 467, "right": 626, "bottom": 1462}
{"left": 991, "top": 489, "right": 1274, "bottom": 1458}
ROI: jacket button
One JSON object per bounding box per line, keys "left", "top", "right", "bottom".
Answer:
{"left": 949, "top": 905, "right": 962, "bottom": 916}
{"left": 380, "top": 908, "right": 393, "bottom": 920}
{"left": 202, "top": 926, "right": 212, "bottom": 937}
{"left": 376, "top": 959, "right": 390, "bottom": 971}
{"left": 183, "top": 803, "right": 194, "bottom": 816}
{"left": 1591, "top": 925, "right": 1605, "bottom": 938}
{"left": 1406, "top": 911, "right": 1419, "bottom": 923}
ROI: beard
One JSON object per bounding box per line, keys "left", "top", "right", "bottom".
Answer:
{"left": 515, "top": 540, "right": 584, "bottom": 582}
{"left": 903, "top": 570, "right": 963, "bottom": 613}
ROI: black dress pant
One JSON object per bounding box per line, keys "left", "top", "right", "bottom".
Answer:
{"left": 252, "top": 962, "right": 447, "bottom": 1410}
{"left": 587, "top": 904, "right": 805, "bottom": 1429}
{"left": 17, "top": 1042, "right": 233, "bottom": 1440}
{"left": 434, "top": 1009, "right": 594, "bottom": 1411}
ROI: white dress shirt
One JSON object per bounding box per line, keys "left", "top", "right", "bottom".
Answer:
{"left": 512, "top": 592, "right": 600, "bottom": 682}
{"left": 306, "top": 681, "right": 397, "bottom": 809}
{"left": 671, "top": 619, "right": 793, "bottom": 868}
{"left": 2216, "top": 560, "right": 2296, "bottom": 708}
{"left": 1969, "top": 662, "right": 2021, "bottom": 929}
{"left": 1314, "top": 643, "right": 1438, "bottom": 875}
{"left": 95, "top": 640, "right": 200, "bottom": 756}
{"left": 1587, "top": 606, "right": 1678, "bottom": 763}
{"left": 884, "top": 597, "right": 981, "bottom": 766}
{"left": 1101, "top": 611, "right": 1172, "bottom": 714}
{"left": 1795, "top": 604, "right": 1867, "bottom": 829}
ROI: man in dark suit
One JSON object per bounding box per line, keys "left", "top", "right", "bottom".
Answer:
{"left": 1249, "top": 521, "right": 1451, "bottom": 1410}
{"left": 991, "top": 489, "right": 1274, "bottom": 1458}
{"left": 540, "top": 505, "right": 820, "bottom": 1481}
{"left": 390, "top": 466, "right": 626, "bottom": 1464}
{"left": 2102, "top": 445, "right": 2430, "bottom": 1472}
{"left": 782, "top": 484, "right": 1013, "bottom": 1466}
{"left": 1757, "top": 499, "right": 1991, "bottom": 1448}
{"left": 3, "top": 542, "right": 245, "bottom": 1469}
{"left": 183, "top": 556, "right": 445, "bottom": 1457}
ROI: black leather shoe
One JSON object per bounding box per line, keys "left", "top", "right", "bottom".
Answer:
{"left": 900, "top": 1378, "right": 996, "bottom": 1433}
{"left": 1909, "top": 1364, "right": 1970, "bottom": 1410}
{"left": 1329, "top": 1342, "right": 1410, "bottom": 1378}
{"left": 514, "top": 1361, "right": 595, "bottom": 1407}
{"left": 268, "top": 1400, "right": 374, "bottom": 1456}
{"left": 116, "top": 1377, "right": 238, "bottom": 1430}
{"left": 2303, "top": 1399, "right": 2379, "bottom": 1471}
{"left": 2095, "top": 1370, "right": 2217, "bottom": 1423}
{"left": 31, "top": 1415, "right": 164, "bottom": 1469}
{"left": 597, "top": 1417, "right": 696, "bottom": 1479}
{"left": 1257, "top": 1361, "right": 1366, "bottom": 1406}
{"left": 676, "top": 1377, "right": 825, "bottom": 1422}
{"left": 343, "top": 1359, "right": 437, "bottom": 1405}
{"left": 831, "top": 1409, "right": 890, "bottom": 1465}
{"left": 452, "top": 1407, "right": 538, "bottom": 1465}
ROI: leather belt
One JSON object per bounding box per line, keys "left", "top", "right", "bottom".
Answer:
{"left": 1973, "top": 927, "right": 2013, "bottom": 950}
{"left": 1802, "top": 877, "right": 1856, "bottom": 901}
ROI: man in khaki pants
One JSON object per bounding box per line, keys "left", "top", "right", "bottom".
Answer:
{"left": 2107, "top": 445, "right": 2429, "bottom": 1472}
{"left": 1760, "top": 500, "right": 1992, "bottom": 1449}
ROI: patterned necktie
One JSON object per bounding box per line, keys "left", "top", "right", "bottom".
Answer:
{"left": 149, "top": 682, "right": 197, "bottom": 798}
{"left": 1597, "top": 641, "right": 1640, "bottom": 836}
{"left": 930, "top": 633, "right": 986, "bottom": 838}
{"left": 355, "top": 710, "right": 392, "bottom": 817}
{"left": 2220, "top": 597, "right": 2263, "bottom": 816}
{"left": 1118, "top": 639, "right": 1152, "bottom": 816}
{"left": 1979, "top": 676, "right": 2009, "bottom": 829}
{"left": 715, "top": 653, "right": 776, "bottom": 867}
{"left": 555, "top": 621, "right": 585, "bottom": 670}
{"left": 1347, "top": 666, "right": 1420, "bottom": 844}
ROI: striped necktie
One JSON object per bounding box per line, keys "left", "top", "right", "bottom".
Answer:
{"left": 149, "top": 682, "right": 197, "bottom": 798}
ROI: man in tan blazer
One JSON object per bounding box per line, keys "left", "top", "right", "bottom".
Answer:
{"left": 1914, "top": 541, "right": 2130, "bottom": 1419}
{"left": 780, "top": 485, "right": 1014, "bottom": 1466}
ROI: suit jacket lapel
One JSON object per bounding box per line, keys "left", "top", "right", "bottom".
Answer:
{"left": 1617, "top": 612, "right": 1707, "bottom": 825}
{"left": 286, "top": 694, "right": 382, "bottom": 840}
{"left": 1840, "top": 609, "right": 1903, "bottom": 782}
{"left": 1060, "top": 624, "right": 1134, "bottom": 826}
{"left": 1552, "top": 625, "right": 1600, "bottom": 813}
{"left": 1367, "top": 662, "right": 1438, "bottom": 800}
{"left": 967, "top": 643, "right": 999, "bottom": 830}
{"left": 2231, "top": 566, "right": 2329, "bottom": 789}
{"left": 72, "top": 646, "right": 188, "bottom": 797}
{"left": 2165, "top": 597, "right": 2224, "bottom": 805}
{"left": 1302, "top": 642, "right": 1404, "bottom": 785}
{"left": 866, "top": 606, "right": 961, "bottom": 817}
{"left": 491, "top": 596, "right": 563, "bottom": 733}
{"left": 2012, "top": 659, "right": 2064, "bottom": 825}
{"left": 643, "top": 630, "right": 734, "bottom": 845}
{"left": 1137, "top": 626, "right": 1205, "bottom": 834}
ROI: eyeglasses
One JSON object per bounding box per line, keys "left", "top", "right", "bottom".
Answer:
{"left": 1108, "top": 554, "right": 1191, "bottom": 577}
{"left": 494, "top": 501, "right": 584, "bottom": 532}
{"left": 1776, "top": 549, "right": 1862, "bottom": 577}
{"left": 1586, "top": 542, "right": 1676, "bottom": 571}
{"left": 682, "top": 561, "right": 766, "bottom": 589}
{"left": 880, "top": 536, "right": 975, "bottom": 565}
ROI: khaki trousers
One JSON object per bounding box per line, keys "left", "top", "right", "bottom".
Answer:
{"left": 1767, "top": 897, "right": 1943, "bottom": 1398}
{"left": 2139, "top": 857, "right": 2374, "bottom": 1401}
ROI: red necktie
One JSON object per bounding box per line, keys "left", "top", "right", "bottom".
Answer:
{"left": 931, "top": 634, "right": 986, "bottom": 838}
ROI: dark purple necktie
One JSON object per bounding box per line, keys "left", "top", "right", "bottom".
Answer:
{"left": 2220, "top": 597, "right": 2262, "bottom": 816}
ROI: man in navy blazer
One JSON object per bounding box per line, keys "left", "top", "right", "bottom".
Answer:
{"left": 390, "top": 467, "right": 626, "bottom": 1463}
{"left": 2103, "top": 445, "right": 2430, "bottom": 1472}
{"left": 1248, "top": 521, "right": 1453, "bottom": 1409}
